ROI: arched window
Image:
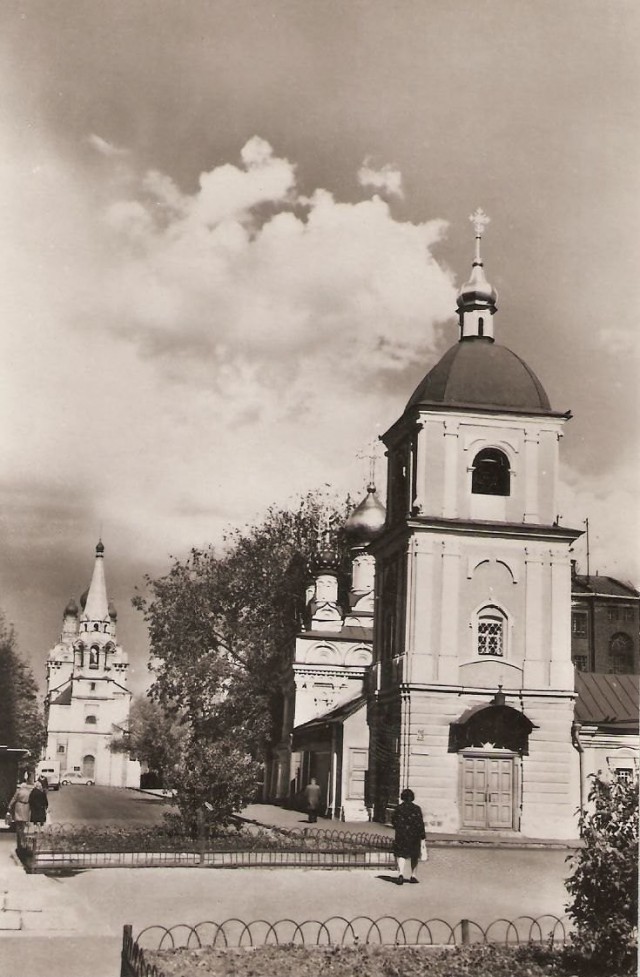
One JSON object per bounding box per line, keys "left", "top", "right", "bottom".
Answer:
{"left": 472, "top": 448, "right": 510, "bottom": 497}
{"left": 477, "top": 606, "right": 506, "bottom": 657}
{"left": 610, "top": 632, "right": 634, "bottom": 673}
{"left": 89, "top": 646, "right": 99, "bottom": 669}
{"left": 85, "top": 715, "right": 97, "bottom": 725}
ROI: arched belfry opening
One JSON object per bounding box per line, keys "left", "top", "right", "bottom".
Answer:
{"left": 471, "top": 448, "right": 511, "bottom": 497}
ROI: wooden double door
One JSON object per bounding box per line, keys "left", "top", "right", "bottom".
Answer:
{"left": 461, "top": 754, "right": 516, "bottom": 830}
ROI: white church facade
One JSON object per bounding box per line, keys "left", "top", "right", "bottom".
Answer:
{"left": 43, "top": 541, "right": 140, "bottom": 789}
{"left": 269, "top": 211, "right": 638, "bottom": 840}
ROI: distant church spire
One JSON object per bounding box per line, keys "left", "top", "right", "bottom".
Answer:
{"left": 457, "top": 208, "right": 498, "bottom": 341}
{"left": 81, "top": 540, "right": 110, "bottom": 626}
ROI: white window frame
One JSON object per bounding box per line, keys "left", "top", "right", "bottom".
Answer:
{"left": 472, "top": 604, "right": 510, "bottom": 659}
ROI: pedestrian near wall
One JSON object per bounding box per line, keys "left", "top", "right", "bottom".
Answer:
{"left": 8, "top": 778, "right": 34, "bottom": 848}
{"left": 391, "top": 787, "right": 427, "bottom": 885}
{"left": 303, "top": 777, "right": 321, "bottom": 823}
{"left": 29, "top": 779, "right": 49, "bottom": 827}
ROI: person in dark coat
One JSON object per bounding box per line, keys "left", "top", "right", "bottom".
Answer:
{"left": 29, "top": 780, "right": 49, "bottom": 827}
{"left": 303, "top": 778, "right": 321, "bottom": 823}
{"left": 391, "top": 788, "right": 426, "bottom": 884}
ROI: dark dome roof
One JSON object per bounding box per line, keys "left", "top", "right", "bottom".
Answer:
{"left": 407, "top": 339, "right": 552, "bottom": 414}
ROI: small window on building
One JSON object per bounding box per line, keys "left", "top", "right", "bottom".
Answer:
{"left": 85, "top": 715, "right": 97, "bottom": 725}
{"left": 477, "top": 607, "right": 506, "bottom": 657}
{"left": 607, "top": 606, "right": 619, "bottom": 622}
{"left": 471, "top": 449, "right": 510, "bottom": 497}
{"left": 573, "top": 655, "right": 588, "bottom": 673}
{"left": 89, "top": 647, "right": 99, "bottom": 669}
{"left": 610, "top": 632, "right": 633, "bottom": 673}
{"left": 572, "top": 612, "right": 588, "bottom": 637}
{"left": 73, "top": 766, "right": 80, "bottom": 772}
{"left": 615, "top": 767, "right": 634, "bottom": 784}
{"left": 57, "top": 744, "right": 65, "bottom": 754}
{"left": 90, "top": 682, "right": 96, "bottom": 691}
{"left": 623, "top": 606, "right": 634, "bottom": 622}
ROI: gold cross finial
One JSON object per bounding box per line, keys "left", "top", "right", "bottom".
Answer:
{"left": 469, "top": 208, "right": 491, "bottom": 236}
{"left": 469, "top": 208, "right": 490, "bottom": 263}
{"left": 356, "top": 436, "right": 380, "bottom": 489}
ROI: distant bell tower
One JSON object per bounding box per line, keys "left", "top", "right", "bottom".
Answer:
{"left": 44, "top": 541, "right": 139, "bottom": 788}
{"left": 368, "top": 211, "right": 582, "bottom": 839}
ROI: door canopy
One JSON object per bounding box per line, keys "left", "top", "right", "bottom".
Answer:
{"left": 449, "top": 703, "right": 535, "bottom": 755}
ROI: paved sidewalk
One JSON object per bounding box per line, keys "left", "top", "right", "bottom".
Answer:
{"left": 0, "top": 804, "right": 577, "bottom": 977}
{"left": 239, "top": 802, "right": 580, "bottom": 849}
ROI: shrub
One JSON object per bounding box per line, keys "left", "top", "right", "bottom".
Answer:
{"left": 565, "top": 773, "right": 638, "bottom": 975}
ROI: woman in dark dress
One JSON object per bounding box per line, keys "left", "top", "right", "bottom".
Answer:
{"left": 29, "top": 780, "right": 49, "bottom": 827}
{"left": 391, "top": 788, "right": 426, "bottom": 884}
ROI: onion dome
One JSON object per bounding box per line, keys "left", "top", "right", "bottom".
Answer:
{"left": 64, "top": 598, "right": 79, "bottom": 617}
{"left": 406, "top": 209, "right": 556, "bottom": 416}
{"left": 96, "top": 539, "right": 105, "bottom": 555}
{"left": 456, "top": 258, "right": 497, "bottom": 313}
{"left": 108, "top": 600, "right": 118, "bottom": 621}
{"left": 345, "top": 483, "right": 386, "bottom": 543}
{"left": 456, "top": 208, "right": 497, "bottom": 318}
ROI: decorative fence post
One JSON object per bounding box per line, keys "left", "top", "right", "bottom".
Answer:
{"left": 120, "top": 924, "right": 133, "bottom": 977}
{"left": 198, "top": 809, "right": 206, "bottom": 866}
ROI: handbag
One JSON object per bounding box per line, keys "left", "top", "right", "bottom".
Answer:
{"left": 420, "top": 839, "right": 428, "bottom": 861}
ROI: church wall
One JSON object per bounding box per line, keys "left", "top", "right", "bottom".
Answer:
{"left": 341, "top": 706, "right": 370, "bottom": 820}
{"left": 412, "top": 413, "right": 564, "bottom": 528}
{"left": 391, "top": 691, "right": 579, "bottom": 839}
{"left": 519, "top": 697, "right": 579, "bottom": 838}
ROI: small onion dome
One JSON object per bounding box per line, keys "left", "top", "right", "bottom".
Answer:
{"left": 108, "top": 600, "right": 118, "bottom": 621}
{"left": 80, "top": 588, "right": 88, "bottom": 610}
{"left": 312, "top": 546, "right": 341, "bottom": 575}
{"left": 456, "top": 260, "right": 497, "bottom": 313}
{"left": 64, "top": 598, "right": 79, "bottom": 617}
{"left": 96, "top": 539, "right": 105, "bottom": 555}
{"left": 345, "top": 483, "right": 386, "bottom": 543}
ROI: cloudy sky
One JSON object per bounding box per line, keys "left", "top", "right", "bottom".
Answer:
{"left": 0, "top": 1, "right": 638, "bottom": 695}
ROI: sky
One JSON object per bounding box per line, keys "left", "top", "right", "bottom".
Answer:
{"left": 0, "top": 0, "right": 638, "bottom": 696}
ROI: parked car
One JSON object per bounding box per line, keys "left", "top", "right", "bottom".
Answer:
{"left": 60, "top": 771, "right": 95, "bottom": 786}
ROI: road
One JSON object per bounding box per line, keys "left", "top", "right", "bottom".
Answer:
{"left": 46, "top": 785, "right": 174, "bottom": 825}
{"left": 1, "top": 788, "right": 576, "bottom": 977}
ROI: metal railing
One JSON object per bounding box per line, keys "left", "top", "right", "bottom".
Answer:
{"left": 18, "top": 822, "right": 394, "bottom": 872}
{"left": 121, "top": 914, "right": 570, "bottom": 977}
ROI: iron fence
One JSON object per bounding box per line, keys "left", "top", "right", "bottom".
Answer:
{"left": 18, "top": 821, "right": 394, "bottom": 873}
{"left": 121, "top": 914, "right": 571, "bottom": 977}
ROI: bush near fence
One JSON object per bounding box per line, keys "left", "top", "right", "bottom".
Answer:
{"left": 120, "top": 916, "right": 580, "bottom": 977}
{"left": 18, "top": 822, "right": 395, "bottom": 872}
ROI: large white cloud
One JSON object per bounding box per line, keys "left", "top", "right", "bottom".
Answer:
{"left": 0, "top": 127, "right": 636, "bottom": 694}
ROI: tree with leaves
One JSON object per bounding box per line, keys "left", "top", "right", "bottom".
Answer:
{"left": 134, "top": 490, "right": 351, "bottom": 822}
{"left": 565, "top": 772, "right": 638, "bottom": 975}
{"left": 0, "top": 615, "right": 46, "bottom": 763}
{"left": 110, "top": 695, "right": 189, "bottom": 786}
{"left": 135, "top": 490, "right": 351, "bottom": 753}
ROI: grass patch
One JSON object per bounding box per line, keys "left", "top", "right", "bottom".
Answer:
{"left": 143, "top": 942, "right": 634, "bottom": 977}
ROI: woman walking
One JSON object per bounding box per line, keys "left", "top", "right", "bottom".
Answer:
{"left": 29, "top": 778, "right": 49, "bottom": 827}
{"left": 391, "top": 788, "right": 426, "bottom": 885}
{"left": 8, "top": 777, "right": 33, "bottom": 848}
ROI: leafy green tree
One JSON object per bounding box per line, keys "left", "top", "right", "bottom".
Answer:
{"left": 110, "top": 695, "right": 188, "bottom": 785}
{"left": 171, "top": 736, "right": 261, "bottom": 832}
{"left": 135, "top": 490, "right": 351, "bottom": 756}
{"left": 565, "top": 773, "right": 638, "bottom": 974}
{"left": 0, "top": 615, "right": 46, "bottom": 764}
